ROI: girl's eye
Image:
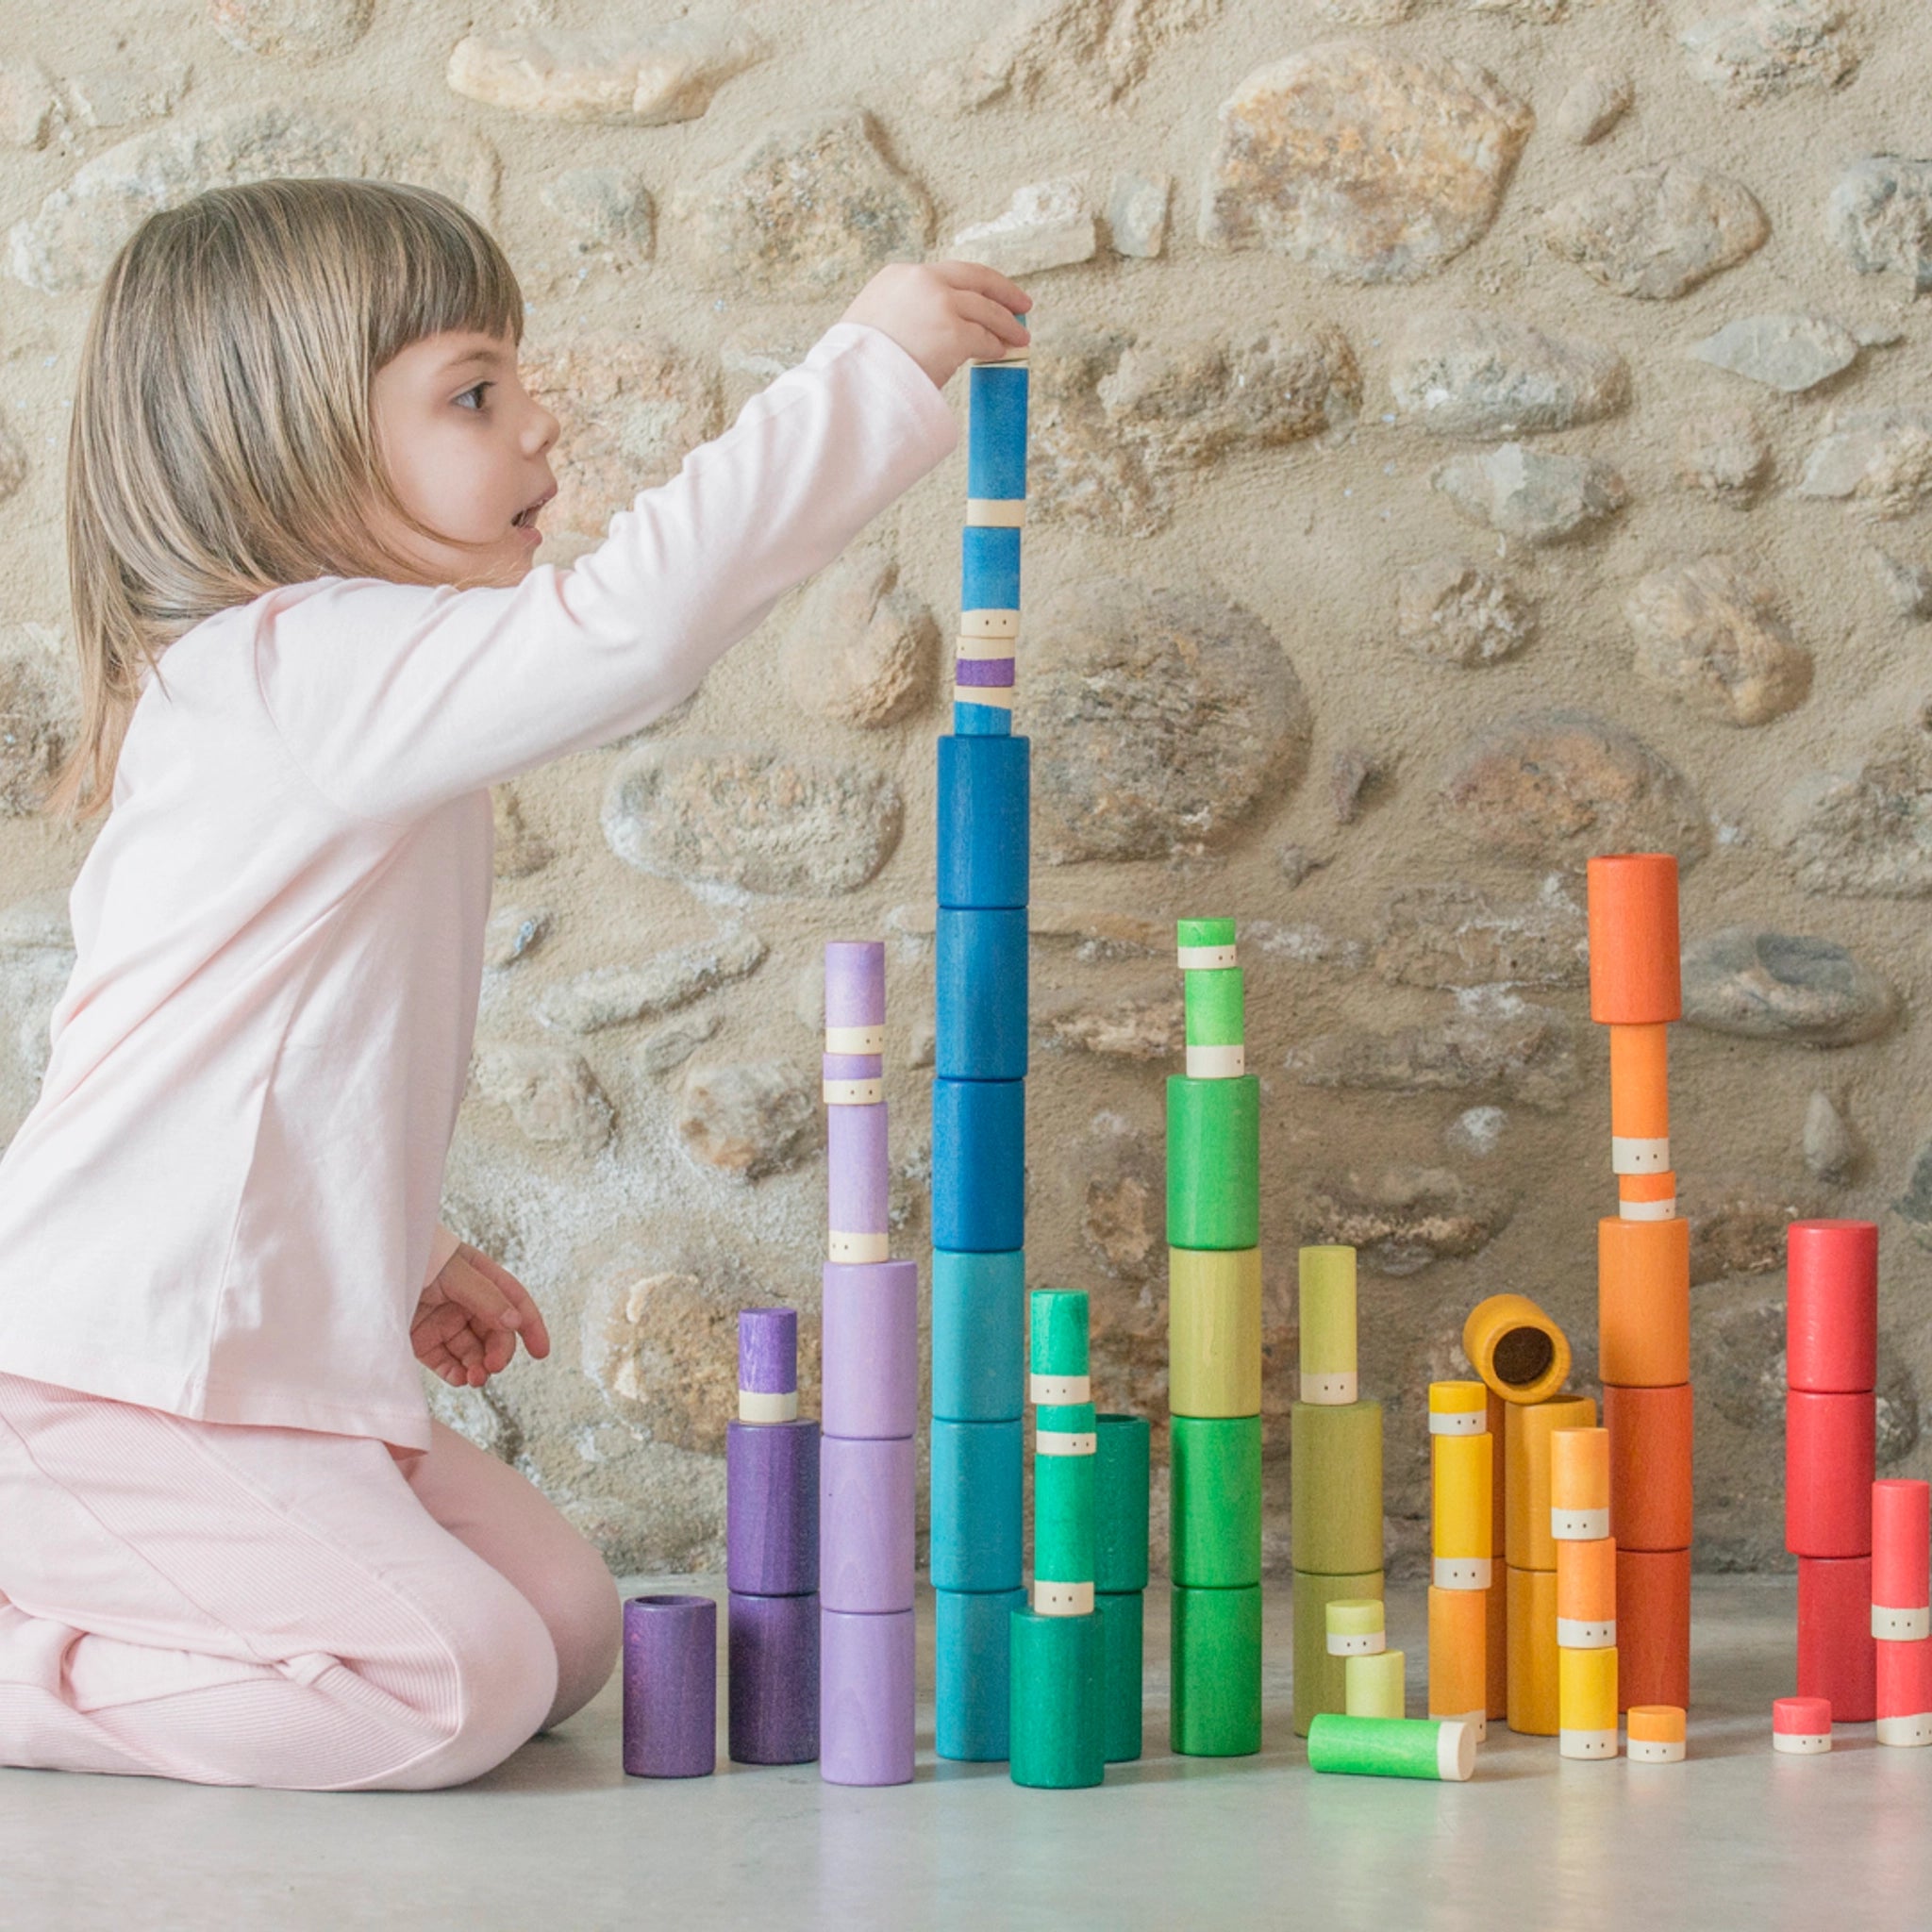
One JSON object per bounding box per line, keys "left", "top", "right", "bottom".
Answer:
{"left": 457, "top": 382, "right": 491, "bottom": 410}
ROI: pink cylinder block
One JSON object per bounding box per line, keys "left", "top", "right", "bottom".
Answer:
{"left": 1787, "top": 1220, "right": 1878, "bottom": 1395}
{"left": 823, "top": 1260, "right": 919, "bottom": 1440}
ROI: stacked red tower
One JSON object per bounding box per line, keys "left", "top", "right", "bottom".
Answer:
{"left": 1587, "top": 855, "right": 1692, "bottom": 1710}
{"left": 1786, "top": 1219, "right": 1878, "bottom": 1723}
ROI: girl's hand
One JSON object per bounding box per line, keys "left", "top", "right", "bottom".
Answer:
{"left": 840, "top": 260, "right": 1033, "bottom": 390}
{"left": 411, "top": 1242, "right": 552, "bottom": 1391}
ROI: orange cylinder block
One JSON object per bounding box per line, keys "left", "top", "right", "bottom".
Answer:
{"left": 1605, "top": 1383, "right": 1694, "bottom": 1553}
{"left": 1618, "top": 1171, "right": 1678, "bottom": 1221}
{"left": 1558, "top": 1534, "right": 1618, "bottom": 1625}
{"left": 1617, "top": 1546, "right": 1690, "bottom": 1710}
{"left": 1553, "top": 1426, "right": 1611, "bottom": 1514}
{"left": 1429, "top": 1584, "right": 1489, "bottom": 1727}
{"left": 1609, "top": 1024, "right": 1670, "bottom": 1141}
{"left": 1485, "top": 1572, "right": 1507, "bottom": 1722}
{"left": 1506, "top": 1394, "right": 1598, "bottom": 1571}
{"left": 1588, "top": 855, "right": 1681, "bottom": 1025}
{"left": 1599, "top": 1217, "right": 1691, "bottom": 1388}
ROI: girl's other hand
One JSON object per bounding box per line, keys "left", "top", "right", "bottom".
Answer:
{"left": 840, "top": 260, "right": 1032, "bottom": 390}
{"left": 411, "top": 1241, "right": 552, "bottom": 1391}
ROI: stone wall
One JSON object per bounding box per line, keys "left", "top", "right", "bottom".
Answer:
{"left": 0, "top": 0, "right": 1927, "bottom": 1579}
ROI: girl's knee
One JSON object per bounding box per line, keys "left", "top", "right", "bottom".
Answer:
{"left": 532, "top": 1540, "right": 621, "bottom": 1732}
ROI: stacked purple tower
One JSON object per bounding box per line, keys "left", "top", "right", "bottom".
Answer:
{"left": 820, "top": 940, "right": 919, "bottom": 1786}
{"left": 725, "top": 1307, "right": 819, "bottom": 1763}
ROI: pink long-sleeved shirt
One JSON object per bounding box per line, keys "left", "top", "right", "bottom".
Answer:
{"left": 0, "top": 319, "right": 958, "bottom": 1452}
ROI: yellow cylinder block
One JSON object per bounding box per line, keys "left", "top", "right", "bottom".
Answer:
{"left": 1506, "top": 1564, "right": 1559, "bottom": 1737}
{"left": 1432, "top": 1431, "right": 1494, "bottom": 1577}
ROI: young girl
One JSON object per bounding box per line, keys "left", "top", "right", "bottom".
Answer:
{"left": 0, "top": 176, "right": 1028, "bottom": 1793}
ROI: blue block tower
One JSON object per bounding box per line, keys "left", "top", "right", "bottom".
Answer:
{"left": 931, "top": 321, "right": 1031, "bottom": 1761}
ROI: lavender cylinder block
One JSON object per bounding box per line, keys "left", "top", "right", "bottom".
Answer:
{"left": 827, "top": 1104, "right": 890, "bottom": 1244}
{"left": 728, "top": 1591, "right": 821, "bottom": 1765}
{"left": 825, "top": 941, "right": 887, "bottom": 1031}
{"left": 823, "top": 1051, "right": 884, "bottom": 1084}
{"left": 820, "top": 1434, "right": 916, "bottom": 1613}
{"left": 823, "top": 1259, "right": 919, "bottom": 1440}
{"left": 623, "top": 1593, "right": 716, "bottom": 1778}
{"left": 725, "top": 1418, "right": 819, "bottom": 1596}
{"left": 739, "top": 1307, "right": 796, "bottom": 1398}
{"left": 821, "top": 1607, "right": 915, "bottom": 1786}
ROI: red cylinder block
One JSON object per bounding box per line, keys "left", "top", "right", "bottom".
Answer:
{"left": 1617, "top": 1546, "right": 1690, "bottom": 1711}
{"left": 1785, "top": 1391, "right": 1875, "bottom": 1559}
{"left": 1797, "top": 1555, "right": 1876, "bottom": 1723}
{"left": 1877, "top": 1636, "right": 1932, "bottom": 1721}
{"left": 1874, "top": 1480, "right": 1932, "bottom": 1612}
{"left": 1786, "top": 1221, "right": 1878, "bottom": 1395}
{"left": 1605, "top": 1384, "right": 1693, "bottom": 1552}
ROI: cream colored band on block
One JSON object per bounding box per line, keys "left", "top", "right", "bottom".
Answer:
{"left": 828, "top": 1231, "right": 891, "bottom": 1265}
{"left": 824, "top": 1024, "right": 885, "bottom": 1054}
{"left": 1438, "top": 1723, "right": 1477, "bottom": 1782}
{"left": 954, "top": 684, "right": 1016, "bottom": 710}
{"left": 1874, "top": 1607, "right": 1932, "bottom": 1641}
{"left": 967, "top": 349, "right": 1030, "bottom": 366}
{"left": 1176, "top": 943, "right": 1240, "bottom": 971}
{"left": 1185, "top": 1043, "right": 1245, "bottom": 1079}
{"left": 1433, "top": 1557, "right": 1492, "bottom": 1591}
{"left": 823, "top": 1078, "right": 884, "bottom": 1106}
{"left": 965, "top": 498, "right": 1026, "bottom": 528}
{"left": 1435, "top": 1707, "right": 1489, "bottom": 1745}
{"left": 1611, "top": 1136, "right": 1671, "bottom": 1174}
{"left": 1560, "top": 1729, "right": 1620, "bottom": 1760}
{"left": 738, "top": 1390, "right": 798, "bottom": 1424}
{"left": 1553, "top": 1508, "right": 1610, "bottom": 1541}
{"left": 1430, "top": 1409, "right": 1487, "bottom": 1437}
{"left": 1619, "top": 1196, "right": 1677, "bottom": 1222}
{"left": 960, "top": 608, "right": 1022, "bottom": 640}
{"left": 1877, "top": 1713, "right": 1932, "bottom": 1747}
{"left": 1324, "top": 1630, "right": 1387, "bottom": 1657}
{"left": 1034, "top": 1580, "right": 1094, "bottom": 1616}
{"left": 1774, "top": 1731, "right": 1831, "bottom": 1755}
{"left": 1038, "top": 1430, "right": 1097, "bottom": 1457}
{"left": 1629, "top": 1737, "right": 1687, "bottom": 1763}
{"left": 1301, "top": 1372, "right": 1358, "bottom": 1405}
{"left": 1557, "top": 1617, "right": 1616, "bottom": 1649}
{"left": 1030, "top": 1373, "right": 1091, "bottom": 1405}
{"left": 956, "top": 634, "right": 1018, "bottom": 661}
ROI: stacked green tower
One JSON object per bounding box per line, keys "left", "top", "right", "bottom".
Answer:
{"left": 1166, "top": 917, "right": 1262, "bottom": 1757}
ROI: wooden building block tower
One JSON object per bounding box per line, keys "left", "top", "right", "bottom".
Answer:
{"left": 1588, "top": 854, "right": 1692, "bottom": 1711}
{"left": 1427, "top": 1379, "right": 1492, "bottom": 1741}
{"left": 1291, "top": 1245, "right": 1384, "bottom": 1737}
{"left": 1553, "top": 1425, "right": 1618, "bottom": 1758}
{"left": 1787, "top": 1219, "right": 1879, "bottom": 1723}
{"left": 1167, "top": 918, "right": 1263, "bottom": 1756}
{"left": 819, "top": 941, "right": 917, "bottom": 1786}
{"left": 931, "top": 331, "right": 1031, "bottom": 1761}
{"left": 1873, "top": 1478, "right": 1932, "bottom": 1746}
{"left": 725, "top": 1308, "right": 819, "bottom": 1765}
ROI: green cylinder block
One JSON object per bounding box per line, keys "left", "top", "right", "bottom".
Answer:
{"left": 1166, "top": 1076, "right": 1259, "bottom": 1251}
{"left": 1293, "top": 1568, "right": 1384, "bottom": 1737}
{"left": 1184, "top": 968, "right": 1244, "bottom": 1048}
{"left": 1298, "top": 1245, "right": 1357, "bottom": 1383}
{"left": 1029, "top": 1289, "right": 1090, "bottom": 1377}
{"left": 1009, "top": 1607, "right": 1105, "bottom": 1790}
{"left": 1171, "top": 1583, "right": 1262, "bottom": 1757}
{"left": 1094, "top": 1414, "right": 1151, "bottom": 1593}
{"left": 1176, "top": 917, "right": 1237, "bottom": 954}
{"left": 1033, "top": 1442, "right": 1095, "bottom": 1584}
{"left": 1171, "top": 1414, "right": 1261, "bottom": 1589}
{"left": 1036, "top": 1401, "right": 1096, "bottom": 1437}
{"left": 1307, "top": 1713, "right": 1474, "bottom": 1783}
{"left": 1096, "top": 1590, "right": 1143, "bottom": 1764}
{"left": 1290, "top": 1399, "right": 1383, "bottom": 1576}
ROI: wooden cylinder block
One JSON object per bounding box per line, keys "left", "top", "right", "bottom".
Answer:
{"left": 1307, "top": 1713, "right": 1475, "bottom": 1782}
{"left": 1291, "top": 1400, "right": 1384, "bottom": 1576}
{"left": 931, "top": 1076, "right": 1024, "bottom": 1254}
{"left": 1096, "top": 1587, "right": 1143, "bottom": 1764}
{"left": 966, "top": 360, "right": 1028, "bottom": 500}
{"left": 1094, "top": 1414, "right": 1152, "bottom": 1594}
{"left": 1559, "top": 1643, "right": 1620, "bottom": 1735}
{"left": 1034, "top": 1432, "right": 1096, "bottom": 1591}
{"left": 1345, "top": 1647, "right": 1406, "bottom": 1721}
{"left": 1604, "top": 1383, "right": 1693, "bottom": 1553}
{"left": 1787, "top": 1219, "right": 1878, "bottom": 1395}
{"left": 1008, "top": 1607, "right": 1104, "bottom": 1790}
{"left": 1505, "top": 1394, "right": 1598, "bottom": 1572}
{"left": 1599, "top": 1216, "right": 1690, "bottom": 1388}
{"left": 1786, "top": 1390, "right": 1875, "bottom": 1558}
{"left": 1172, "top": 1582, "right": 1262, "bottom": 1757}
{"left": 1184, "top": 967, "right": 1244, "bottom": 1051}
{"left": 1028, "top": 1288, "right": 1089, "bottom": 1377}
{"left": 1169, "top": 1246, "right": 1262, "bottom": 1418}
{"left": 727, "top": 1589, "right": 820, "bottom": 1766}
{"left": 936, "top": 731, "right": 1029, "bottom": 913}
{"left": 1874, "top": 1478, "right": 1932, "bottom": 1616}
{"left": 1876, "top": 1637, "right": 1932, "bottom": 1741}
{"left": 819, "top": 1435, "right": 915, "bottom": 1615}
{"left": 1432, "top": 1430, "right": 1493, "bottom": 1576}
{"left": 1486, "top": 1566, "right": 1508, "bottom": 1721}
{"left": 1553, "top": 1425, "right": 1611, "bottom": 1521}
{"left": 1506, "top": 1563, "right": 1559, "bottom": 1736}
{"left": 1587, "top": 853, "right": 1681, "bottom": 1024}
{"left": 1609, "top": 1023, "right": 1670, "bottom": 1143}
{"left": 929, "top": 1417, "right": 1023, "bottom": 1592}
{"left": 1429, "top": 1583, "right": 1488, "bottom": 1727}
{"left": 1619, "top": 1171, "right": 1678, "bottom": 1221}
{"left": 936, "top": 908, "right": 1028, "bottom": 1081}
{"left": 933, "top": 1585, "right": 1025, "bottom": 1763}
{"left": 1172, "top": 1414, "right": 1262, "bottom": 1589}
{"left": 1557, "top": 1533, "right": 1618, "bottom": 1632}
{"left": 953, "top": 694, "right": 1013, "bottom": 739}
{"left": 822, "top": 1260, "right": 918, "bottom": 1441}
{"left": 1299, "top": 1245, "right": 1357, "bottom": 1402}
{"left": 1292, "top": 1568, "right": 1383, "bottom": 1737}
{"left": 959, "top": 523, "right": 1021, "bottom": 611}
{"left": 1166, "top": 1076, "right": 1260, "bottom": 1250}
{"left": 1617, "top": 1546, "right": 1690, "bottom": 1710}
{"left": 1464, "top": 1292, "right": 1572, "bottom": 1407}
{"left": 932, "top": 1247, "right": 1024, "bottom": 1424}
{"left": 1798, "top": 1553, "right": 1875, "bottom": 1724}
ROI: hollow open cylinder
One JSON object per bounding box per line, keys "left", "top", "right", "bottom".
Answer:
{"left": 1464, "top": 1293, "right": 1572, "bottom": 1407}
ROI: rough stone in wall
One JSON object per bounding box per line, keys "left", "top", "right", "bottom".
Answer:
{"left": 1058, "top": 1115, "right": 1164, "bottom": 1286}
{"left": 1777, "top": 720, "right": 1932, "bottom": 897}
{"left": 1676, "top": 408, "right": 1771, "bottom": 501}
{"left": 675, "top": 1059, "right": 820, "bottom": 1180}
{"left": 1441, "top": 712, "right": 1712, "bottom": 867}
{"left": 1870, "top": 550, "right": 1932, "bottom": 620}
{"left": 1028, "top": 905, "right": 1169, "bottom": 960}
{"left": 1034, "top": 982, "right": 1183, "bottom": 1060}
{"left": 1541, "top": 162, "right": 1770, "bottom": 299}
{"left": 1690, "top": 314, "right": 1862, "bottom": 394}
{"left": 0, "top": 891, "right": 75, "bottom": 1142}
{"left": 1330, "top": 747, "right": 1386, "bottom": 825}
{"left": 950, "top": 177, "right": 1096, "bottom": 276}
{"left": 1803, "top": 1091, "right": 1858, "bottom": 1184}
{"left": 1108, "top": 172, "right": 1170, "bottom": 258}
{"left": 470, "top": 1041, "right": 614, "bottom": 1157}
{"left": 446, "top": 24, "right": 760, "bottom": 125}
{"left": 519, "top": 338, "right": 717, "bottom": 558}
{"left": 1553, "top": 67, "right": 1632, "bottom": 144}
{"left": 1624, "top": 553, "right": 1813, "bottom": 727}
{"left": 779, "top": 543, "right": 937, "bottom": 729}
{"left": 1390, "top": 311, "right": 1629, "bottom": 440}
{"left": 538, "top": 168, "right": 655, "bottom": 272}
{"left": 1828, "top": 158, "right": 1932, "bottom": 292}
{"left": 1680, "top": 0, "right": 1858, "bottom": 104}
{"left": 491, "top": 788, "right": 553, "bottom": 879}
{"left": 65, "top": 63, "right": 192, "bottom": 130}
{"left": 921, "top": 0, "right": 1222, "bottom": 114}
{"left": 533, "top": 927, "right": 767, "bottom": 1035}
{"left": 6, "top": 105, "right": 498, "bottom": 293}
{"left": 1796, "top": 410, "right": 1932, "bottom": 520}
{"left": 1397, "top": 559, "right": 1535, "bottom": 667}
{"left": 1433, "top": 444, "right": 1627, "bottom": 545}
{"left": 208, "top": 0, "right": 372, "bottom": 60}
{"left": 1200, "top": 42, "right": 1534, "bottom": 283}
{"left": 677, "top": 108, "right": 934, "bottom": 297}
{"left": 1027, "top": 575, "right": 1311, "bottom": 862}
{"left": 1373, "top": 881, "right": 1587, "bottom": 990}
{"left": 1316, "top": 0, "right": 1412, "bottom": 19}
{"left": 1680, "top": 928, "right": 1896, "bottom": 1045}
{"left": 0, "top": 626, "right": 75, "bottom": 816}
{"left": 638, "top": 1012, "right": 720, "bottom": 1077}
{"left": 0, "top": 60, "right": 58, "bottom": 149}
{"left": 1297, "top": 1165, "right": 1513, "bottom": 1274}
{"left": 1893, "top": 1140, "right": 1932, "bottom": 1257}
{"left": 1686, "top": 1183, "right": 1814, "bottom": 1285}
{"left": 482, "top": 904, "right": 549, "bottom": 970}
{"left": 602, "top": 743, "right": 903, "bottom": 895}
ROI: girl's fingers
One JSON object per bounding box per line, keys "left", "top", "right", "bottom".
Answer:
{"left": 930, "top": 259, "right": 1032, "bottom": 314}
{"left": 460, "top": 1248, "right": 553, "bottom": 1357}
{"left": 955, "top": 290, "right": 1029, "bottom": 356}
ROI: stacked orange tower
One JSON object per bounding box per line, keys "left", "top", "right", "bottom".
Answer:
{"left": 1587, "top": 854, "right": 1692, "bottom": 1711}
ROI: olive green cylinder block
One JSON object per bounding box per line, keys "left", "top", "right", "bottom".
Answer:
{"left": 1097, "top": 1589, "right": 1143, "bottom": 1763}
{"left": 1293, "top": 1567, "right": 1385, "bottom": 1736}
{"left": 1169, "top": 1246, "right": 1262, "bottom": 1418}
{"left": 1290, "top": 1399, "right": 1384, "bottom": 1576}
{"left": 1166, "top": 1075, "right": 1259, "bottom": 1250}
{"left": 1171, "top": 1414, "right": 1262, "bottom": 1589}
{"left": 1009, "top": 1607, "right": 1105, "bottom": 1790}
{"left": 1094, "top": 1414, "right": 1151, "bottom": 1593}
{"left": 1171, "top": 1583, "right": 1262, "bottom": 1757}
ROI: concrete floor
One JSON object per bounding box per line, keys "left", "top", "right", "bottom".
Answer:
{"left": 3, "top": 1574, "right": 1928, "bottom": 1931}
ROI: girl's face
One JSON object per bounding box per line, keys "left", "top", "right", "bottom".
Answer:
{"left": 367, "top": 327, "right": 561, "bottom": 589}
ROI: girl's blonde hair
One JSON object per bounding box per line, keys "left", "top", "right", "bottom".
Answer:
{"left": 48, "top": 175, "right": 525, "bottom": 823}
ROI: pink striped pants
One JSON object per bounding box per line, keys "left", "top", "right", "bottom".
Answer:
{"left": 0, "top": 1370, "right": 622, "bottom": 1791}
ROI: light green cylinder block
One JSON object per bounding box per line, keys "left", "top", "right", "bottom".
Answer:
{"left": 1345, "top": 1647, "right": 1406, "bottom": 1720}
{"left": 1184, "top": 968, "right": 1244, "bottom": 1047}
{"left": 1290, "top": 1399, "right": 1383, "bottom": 1576}
{"left": 1307, "top": 1713, "right": 1474, "bottom": 1782}
{"left": 1171, "top": 1414, "right": 1261, "bottom": 1589}
{"left": 1171, "top": 1583, "right": 1262, "bottom": 1757}
{"left": 1176, "top": 917, "right": 1236, "bottom": 953}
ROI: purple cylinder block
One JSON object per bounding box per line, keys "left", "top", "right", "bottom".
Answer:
{"left": 955, "top": 656, "right": 1017, "bottom": 688}
{"left": 827, "top": 1103, "right": 890, "bottom": 1237}
{"left": 823, "top": 1259, "right": 919, "bottom": 1440}
{"left": 824, "top": 941, "right": 886, "bottom": 1031}
{"left": 823, "top": 1051, "right": 885, "bottom": 1085}
{"left": 821, "top": 1607, "right": 915, "bottom": 1787}
{"left": 819, "top": 1434, "right": 915, "bottom": 1613}
{"left": 622, "top": 1593, "right": 716, "bottom": 1778}
{"left": 738, "top": 1307, "right": 797, "bottom": 1396}
{"left": 726, "top": 1418, "right": 819, "bottom": 1597}
{"left": 728, "top": 1590, "right": 821, "bottom": 1765}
